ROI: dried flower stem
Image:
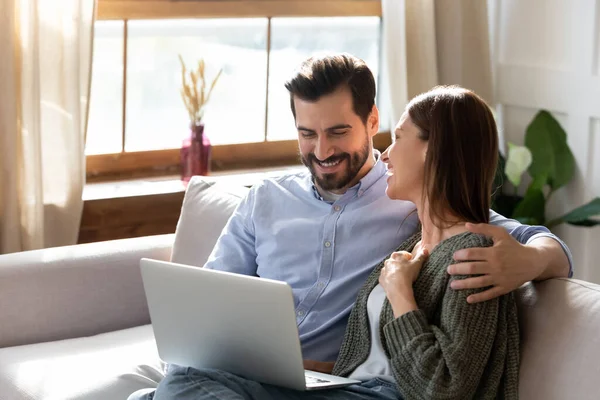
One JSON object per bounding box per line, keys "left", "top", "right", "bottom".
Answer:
{"left": 178, "top": 54, "right": 223, "bottom": 125}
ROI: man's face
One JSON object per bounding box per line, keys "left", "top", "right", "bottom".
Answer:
{"left": 294, "top": 86, "right": 379, "bottom": 194}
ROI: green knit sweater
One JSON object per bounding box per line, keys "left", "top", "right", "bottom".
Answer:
{"left": 332, "top": 231, "right": 520, "bottom": 400}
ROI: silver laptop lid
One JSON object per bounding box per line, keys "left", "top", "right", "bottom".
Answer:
{"left": 139, "top": 258, "right": 307, "bottom": 390}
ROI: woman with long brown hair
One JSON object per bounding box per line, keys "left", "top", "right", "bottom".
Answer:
{"left": 332, "top": 85, "right": 519, "bottom": 399}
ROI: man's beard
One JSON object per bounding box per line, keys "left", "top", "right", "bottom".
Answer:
{"left": 301, "top": 140, "right": 371, "bottom": 192}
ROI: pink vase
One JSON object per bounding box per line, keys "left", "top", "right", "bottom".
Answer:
{"left": 181, "top": 122, "right": 212, "bottom": 184}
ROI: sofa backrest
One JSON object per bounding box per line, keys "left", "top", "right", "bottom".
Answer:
{"left": 516, "top": 278, "right": 600, "bottom": 400}
{"left": 171, "top": 176, "right": 249, "bottom": 267}
{"left": 0, "top": 234, "right": 174, "bottom": 348}
{"left": 0, "top": 177, "right": 245, "bottom": 348}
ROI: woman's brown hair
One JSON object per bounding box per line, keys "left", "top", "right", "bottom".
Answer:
{"left": 407, "top": 86, "right": 498, "bottom": 226}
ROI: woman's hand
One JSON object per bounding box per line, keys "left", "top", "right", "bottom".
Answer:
{"left": 380, "top": 245, "right": 429, "bottom": 290}
{"left": 380, "top": 244, "right": 429, "bottom": 318}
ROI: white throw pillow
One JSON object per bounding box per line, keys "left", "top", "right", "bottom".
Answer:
{"left": 171, "top": 176, "right": 249, "bottom": 267}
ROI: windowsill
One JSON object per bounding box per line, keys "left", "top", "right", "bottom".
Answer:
{"left": 82, "top": 164, "right": 305, "bottom": 201}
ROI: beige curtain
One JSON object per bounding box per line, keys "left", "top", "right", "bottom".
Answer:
{"left": 382, "top": 0, "right": 494, "bottom": 126}
{"left": 0, "top": 0, "right": 96, "bottom": 254}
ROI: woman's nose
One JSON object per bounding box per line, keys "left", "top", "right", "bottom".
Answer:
{"left": 381, "top": 145, "right": 390, "bottom": 163}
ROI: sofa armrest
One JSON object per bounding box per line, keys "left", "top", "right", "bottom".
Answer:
{"left": 0, "top": 234, "right": 174, "bottom": 348}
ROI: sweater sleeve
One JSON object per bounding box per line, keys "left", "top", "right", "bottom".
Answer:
{"left": 383, "top": 255, "right": 500, "bottom": 399}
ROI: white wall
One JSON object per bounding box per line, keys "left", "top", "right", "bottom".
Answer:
{"left": 489, "top": 0, "right": 600, "bottom": 282}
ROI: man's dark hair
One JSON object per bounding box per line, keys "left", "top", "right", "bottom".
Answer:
{"left": 284, "top": 53, "right": 376, "bottom": 124}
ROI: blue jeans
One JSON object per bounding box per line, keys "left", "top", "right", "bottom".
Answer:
{"left": 128, "top": 365, "right": 401, "bottom": 400}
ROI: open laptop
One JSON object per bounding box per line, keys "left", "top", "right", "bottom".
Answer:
{"left": 139, "top": 258, "right": 361, "bottom": 391}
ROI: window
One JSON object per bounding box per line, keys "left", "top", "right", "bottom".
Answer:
{"left": 267, "top": 17, "right": 382, "bottom": 141}
{"left": 125, "top": 18, "right": 269, "bottom": 151}
{"left": 87, "top": 0, "right": 388, "bottom": 180}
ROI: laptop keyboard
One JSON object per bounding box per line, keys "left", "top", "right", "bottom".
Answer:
{"left": 305, "top": 375, "right": 331, "bottom": 385}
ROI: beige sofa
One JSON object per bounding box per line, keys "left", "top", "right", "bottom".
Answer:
{"left": 1, "top": 177, "right": 599, "bottom": 399}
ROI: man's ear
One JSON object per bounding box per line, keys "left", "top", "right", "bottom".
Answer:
{"left": 368, "top": 105, "right": 379, "bottom": 137}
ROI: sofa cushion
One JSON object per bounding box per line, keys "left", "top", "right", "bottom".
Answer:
{"left": 171, "top": 176, "right": 248, "bottom": 267}
{"left": 0, "top": 324, "right": 163, "bottom": 400}
{"left": 517, "top": 278, "right": 600, "bottom": 400}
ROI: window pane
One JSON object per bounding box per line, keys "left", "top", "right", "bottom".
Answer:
{"left": 267, "top": 17, "right": 383, "bottom": 142}
{"left": 125, "top": 19, "right": 268, "bottom": 152}
{"left": 86, "top": 21, "right": 124, "bottom": 155}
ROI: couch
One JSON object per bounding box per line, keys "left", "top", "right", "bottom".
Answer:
{"left": 1, "top": 176, "right": 599, "bottom": 399}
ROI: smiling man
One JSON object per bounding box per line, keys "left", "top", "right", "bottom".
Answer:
{"left": 293, "top": 79, "right": 376, "bottom": 195}
{"left": 128, "top": 53, "right": 573, "bottom": 400}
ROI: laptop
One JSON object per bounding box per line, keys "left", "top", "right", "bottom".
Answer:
{"left": 139, "top": 258, "right": 361, "bottom": 391}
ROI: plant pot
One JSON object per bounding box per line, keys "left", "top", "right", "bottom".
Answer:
{"left": 181, "top": 122, "right": 212, "bottom": 184}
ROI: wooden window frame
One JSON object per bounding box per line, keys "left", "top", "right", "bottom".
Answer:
{"left": 89, "top": 0, "right": 387, "bottom": 182}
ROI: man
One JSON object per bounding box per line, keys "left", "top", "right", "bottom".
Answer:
{"left": 129, "top": 53, "right": 572, "bottom": 399}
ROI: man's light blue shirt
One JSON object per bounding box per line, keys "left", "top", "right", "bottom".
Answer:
{"left": 204, "top": 153, "right": 573, "bottom": 362}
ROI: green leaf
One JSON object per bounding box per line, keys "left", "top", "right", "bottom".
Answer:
{"left": 504, "top": 143, "right": 532, "bottom": 187}
{"left": 567, "top": 219, "right": 600, "bottom": 227}
{"left": 512, "top": 188, "right": 545, "bottom": 225}
{"left": 492, "top": 194, "right": 523, "bottom": 218}
{"left": 528, "top": 171, "right": 548, "bottom": 192}
{"left": 514, "top": 217, "right": 541, "bottom": 225}
{"left": 546, "top": 197, "right": 600, "bottom": 228}
{"left": 525, "top": 110, "right": 575, "bottom": 190}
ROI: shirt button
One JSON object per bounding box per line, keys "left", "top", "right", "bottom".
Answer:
{"left": 297, "top": 309, "right": 306, "bottom": 317}
{"left": 317, "top": 281, "right": 326, "bottom": 289}
{"left": 333, "top": 205, "right": 341, "bottom": 212}
{"left": 358, "top": 189, "right": 364, "bottom": 196}
{"left": 324, "top": 241, "right": 331, "bottom": 248}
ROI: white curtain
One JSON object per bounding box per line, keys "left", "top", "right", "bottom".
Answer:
{"left": 382, "top": 0, "right": 494, "bottom": 128}
{"left": 0, "top": 0, "right": 96, "bottom": 254}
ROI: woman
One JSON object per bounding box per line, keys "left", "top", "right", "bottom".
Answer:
{"left": 332, "top": 86, "right": 519, "bottom": 399}
{"left": 132, "top": 86, "right": 519, "bottom": 400}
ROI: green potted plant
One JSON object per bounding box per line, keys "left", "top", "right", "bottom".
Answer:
{"left": 492, "top": 110, "right": 600, "bottom": 228}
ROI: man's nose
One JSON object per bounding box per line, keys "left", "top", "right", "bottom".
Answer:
{"left": 314, "top": 135, "right": 335, "bottom": 160}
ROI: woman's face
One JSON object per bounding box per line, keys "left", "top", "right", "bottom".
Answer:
{"left": 381, "top": 112, "right": 428, "bottom": 203}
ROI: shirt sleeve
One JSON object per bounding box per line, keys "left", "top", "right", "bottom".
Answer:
{"left": 489, "top": 210, "right": 574, "bottom": 277}
{"left": 203, "top": 186, "right": 258, "bottom": 276}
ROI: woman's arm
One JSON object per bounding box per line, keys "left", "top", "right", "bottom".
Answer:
{"left": 380, "top": 237, "right": 510, "bottom": 400}
{"left": 384, "top": 284, "right": 501, "bottom": 400}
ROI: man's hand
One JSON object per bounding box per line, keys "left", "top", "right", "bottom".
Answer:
{"left": 303, "top": 360, "right": 335, "bottom": 374}
{"left": 448, "top": 223, "right": 544, "bottom": 303}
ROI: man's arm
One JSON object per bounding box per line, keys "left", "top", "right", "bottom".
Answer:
{"left": 527, "top": 236, "right": 571, "bottom": 281}
{"left": 203, "top": 187, "right": 259, "bottom": 276}
{"left": 449, "top": 211, "right": 573, "bottom": 303}
{"left": 488, "top": 210, "right": 573, "bottom": 278}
